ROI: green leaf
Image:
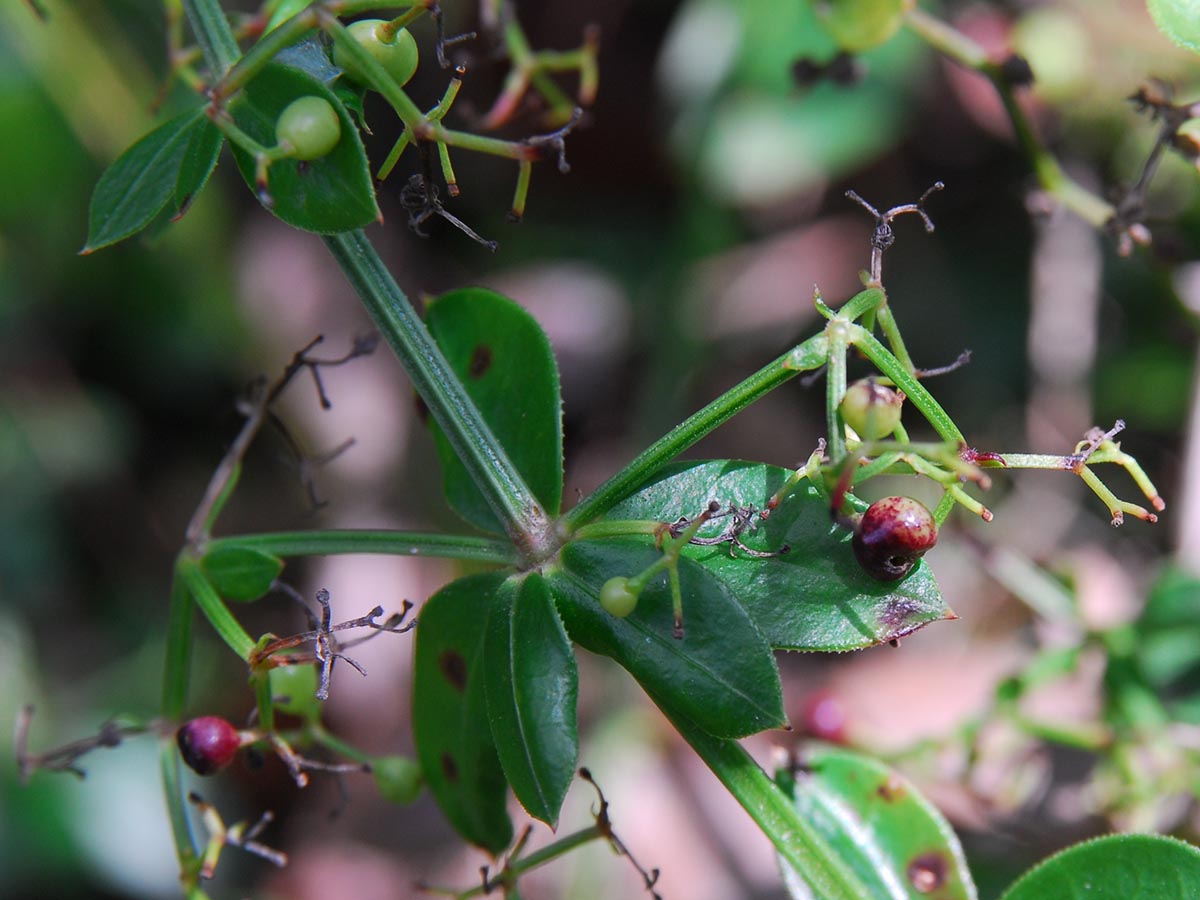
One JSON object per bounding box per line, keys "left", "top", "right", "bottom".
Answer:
{"left": 1147, "top": 0, "right": 1200, "bottom": 53}
{"left": 412, "top": 573, "right": 513, "bottom": 853}
{"left": 425, "top": 288, "right": 564, "bottom": 534}
{"left": 549, "top": 541, "right": 785, "bottom": 738}
{"left": 999, "top": 833, "right": 1200, "bottom": 899}
{"left": 603, "top": 460, "right": 953, "bottom": 651}
{"left": 228, "top": 62, "right": 379, "bottom": 233}
{"left": 200, "top": 545, "right": 283, "bottom": 602}
{"left": 776, "top": 745, "right": 977, "bottom": 900}
{"left": 83, "top": 106, "right": 208, "bottom": 253}
{"left": 484, "top": 574, "right": 578, "bottom": 827}
{"left": 172, "top": 118, "right": 224, "bottom": 220}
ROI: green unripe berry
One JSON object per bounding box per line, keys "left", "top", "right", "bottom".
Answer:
{"left": 334, "top": 19, "right": 419, "bottom": 89}
{"left": 372, "top": 754, "right": 422, "bottom": 805}
{"left": 269, "top": 664, "right": 320, "bottom": 723}
{"left": 275, "top": 96, "right": 341, "bottom": 161}
{"left": 839, "top": 378, "right": 903, "bottom": 440}
{"left": 599, "top": 576, "right": 639, "bottom": 618}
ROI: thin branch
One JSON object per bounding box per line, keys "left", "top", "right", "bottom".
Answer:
{"left": 15, "top": 705, "right": 150, "bottom": 784}
{"left": 184, "top": 334, "right": 377, "bottom": 546}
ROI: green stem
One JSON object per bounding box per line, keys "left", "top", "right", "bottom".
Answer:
{"left": 181, "top": 0, "right": 240, "bottom": 75}
{"left": 207, "top": 529, "right": 518, "bottom": 565}
{"left": 847, "top": 324, "right": 964, "bottom": 445}
{"left": 875, "top": 305, "right": 915, "bottom": 373}
{"left": 826, "top": 321, "right": 849, "bottom": 465}
{"left": 903, "top": 6, "right": 1114, "bottom": 228}
{"left": 161, "top": 573, "right": 200, "bottom": 880}
{"left": 211, "top": 8, "right": 318, "bottom": 101}
{"left": 451, "top": 826, "right": 604, "bottom": 899}
{"left": 308, "top": 723, "right": 373, "bottom": 764}
{"left": 162, "top": 570, "right": 195, "bottom": 721}
{"left": 176, "top": 554, "right": 256, "bottom": 660}
{"left": 434, "top": 125, "right": 535, "bottom": 160}
{"left": 505, "top": 826, "right": 602, "bottom": 879}
{"left": 323, "top": 230, "right": 553, "bottom": 557}
{"left": 670, "top": 714, "right": 868, "bottom": 900}
{"left": 564, "top": 334, "right": 829, "bottom": 530}
{"left": 161, "top": 740, "right": 201, "bottom": 887}
{"left": 571, "top": 520, "right": 660, "bottom": 540}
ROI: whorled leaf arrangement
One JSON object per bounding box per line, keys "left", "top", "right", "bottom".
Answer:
{"left": 34, "top": 0, "right": 1184, "bottom": 898}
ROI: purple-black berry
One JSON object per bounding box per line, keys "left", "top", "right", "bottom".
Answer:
{"left": 176, "top": 716, "right": 241, "bottom": 776}
{"left": 852, "top": 496, "right": 938, "bottom": 581}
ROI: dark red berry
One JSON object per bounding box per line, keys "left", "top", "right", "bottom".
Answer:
{"left": 176, "top": 716, "right": 241, "bottom": 776}
{"left": 852, "top": 496, "right": 937, "bottom": 581}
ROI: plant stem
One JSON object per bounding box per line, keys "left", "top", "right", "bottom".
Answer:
{"left": 564, "top": 334, "right": 829, "bottom": 530}
{"left": 162, "top": 571, "right": 195, "bottom": 721}
{"left": 181, "top": 0, "right": 239, "bottom": 75}
{"left": 903, "top": 6, "right": 1114, "bottom": 228}
{"left": 161, "top": 573, "right": 200, "bottom": 877}
{"left": 323, "top": 230, "right": 554, "bottom": 557}
{"left": 847, "top": 324, "right": 965, "bottom": 445}
{"left": 825, "top": 321, "right": 849, "bottom": 465}
{"left": 669, "top": 714, "right": 868, "bottom": 900}
{"left": 207, "top": 529, "right": 519, "bottom": 564}
{"left": 445, "top": 826, "right": 605, "bottom": 899}
{"left": 161, "top": 740, "right": 202, "bottom": 887}
{"left": 176, "top": 554, "right": 256, "bottom": 660}
{"left": 210, "top": 7, "right": 318, "bottom": 101}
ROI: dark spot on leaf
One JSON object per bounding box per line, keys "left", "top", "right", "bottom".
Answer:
{"left": 438, "top": 649, "right": 468, "bottom": 692}
{"left": 876, "top": 776, "right": 906, "bottom": 803}
{"left": 907, "top": 852, "right": 947, "bottom": 893}
{"left": 879, "top": 597, "right": 922, "bottom": 633}
{"left": 440, "top": 752, "right": 458, "bottom": 782}
{"left": 468, "top": 344, "right": 492, "bottom": 378}
{"left": 414, "top": 391, "right": 430, "bottom": 424}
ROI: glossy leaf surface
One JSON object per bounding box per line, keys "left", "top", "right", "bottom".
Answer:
{"left": 83, "top": 106, "right": 208, "bottom": 253}
{"left": 200, "top": 545, "right": 283, "bottom": 602}
{"left": 425, "top": 288, "right": 563, "bottom": 534}
{"left": 999, "top": 833, "right": 1200, "bottom": 899}
{"left": 603, "top": 460, "right": 953, "bottom": 650}
{"left": 412, "top": 573, "right": 513, "bottom": 853}
{"left": 228, "top": 62, "right": 378, "bottom": 233}
{"left": 776, "top": 745, "right": 976, "bottom": 900}
{"left": 484, "top": 574, "right": 577, "bottom": 826}
{"left": 550, "top": 541, "right": 785, "bottom": 738}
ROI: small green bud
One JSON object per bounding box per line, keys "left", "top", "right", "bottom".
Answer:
{"left": 275, "top": 96, "right": 341, "bottom": 161}
{"left": 840, "top": 378, "right": 903, "bottom": 440}
{"left": 599, "top": 576, "right": 639, "bottom": 618}
{"left": 372, "top": 755, "right": 422, "bottom": 804}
